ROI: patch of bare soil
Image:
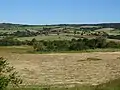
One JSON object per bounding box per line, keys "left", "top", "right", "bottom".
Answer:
{"left": 1, "top": 52, "right": 120, "bottom": 86}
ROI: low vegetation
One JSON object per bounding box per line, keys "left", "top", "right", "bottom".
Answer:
{"left": 32, "top": 37, "right": 120, "bottom": 52}
{"left": 1, "top": 36, "right": 120, "bottom": 53}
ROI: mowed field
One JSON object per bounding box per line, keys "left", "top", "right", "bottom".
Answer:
{"left": 1, "top": 47, "right": 120, "bottom": 87}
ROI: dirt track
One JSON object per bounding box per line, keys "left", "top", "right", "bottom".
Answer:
{"left": 1, "top": 52, "right": 120, "bottom": 85}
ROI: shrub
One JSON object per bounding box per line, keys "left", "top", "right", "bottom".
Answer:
{"left": 0, "top": 57, "right": 22, "bottom": 90}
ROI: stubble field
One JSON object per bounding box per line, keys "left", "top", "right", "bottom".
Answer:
{"left": 1, "top": 48, "right": 120, "bottom": 86}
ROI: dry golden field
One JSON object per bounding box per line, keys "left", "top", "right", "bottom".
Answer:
{"left": 1, "top": 46, "right": 120, "bottom": 86}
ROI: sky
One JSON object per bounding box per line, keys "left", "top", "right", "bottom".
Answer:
{"left": 0, "top": 0, "right": 120, "bottom": 24}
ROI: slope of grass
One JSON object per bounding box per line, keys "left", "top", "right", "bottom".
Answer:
{"left": 95, "top": 78, "right": 120, "bottom": 90}
{"left": 7, "top": 85, "right": 95, "bottom": 90}
{"left": 17, "top": 35, "right": 75, "bottom": 41}
{"left": 95, "top": 28, "right": 114, "bottom": 32}
{"left": 95, "top": 28, "right": 120, "bottom": 35}
{"left": 0, "top": 46, "right": 32, "bottom": 54}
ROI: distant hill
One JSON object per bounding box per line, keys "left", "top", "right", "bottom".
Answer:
{"left": 0, "top": 23, "right": 39, "bottom": 28}
{"left": 0, "top": 23, "right": 120, "bottom": 29}
{"left": 59, "top": 23, "right": 120, "bottom": 29}
{"left": 0, "top": 23, "right": 21, "bottom": 28}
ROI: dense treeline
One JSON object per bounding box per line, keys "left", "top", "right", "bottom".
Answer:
{"left": 12, "top": 30, "right": 39, "bottom": 37}
{"left": 32, "top": 38, "right": 120, "bottom": 52}
{"left": 0, "top": 37, "right": 120, "bottom": 52}
{"left": 54, "top": 23, "right": 120, "bottom": 29}
{"left": 108, "top": 35, "right": 120, "bottom": 40}
{"left": 79, "top": 27, "right": 102, "bottom": 31}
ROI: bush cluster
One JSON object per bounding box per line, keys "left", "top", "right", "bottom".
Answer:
{"left": 32, "top": 37, "right": 120, "bottom": 52}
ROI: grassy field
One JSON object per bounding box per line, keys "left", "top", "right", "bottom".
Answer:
{"left": 0, "top": 30, "right": 16, "bottom": 33}
{"left": 95, "top": 28, "right": 120, "bottom": 35}
{"left": 95, "top": 28, "right": 114, "bottom": 32}
{"left": 1, "top": 46, "right": 120, "bottom": 54}
{"left": 17, "top": 34, "right": 76, "bottom": 41}
{"left": 1, "top": 46, "right": 120, "bottom": 90}
{"left": 6, "top": 85, "right": 96, "bottom": 90}
{"left": 0, "top": 46, "right": 33, "bottom": 54}
{"left": 6, "top": 78, "right": 120, "bottom": 90}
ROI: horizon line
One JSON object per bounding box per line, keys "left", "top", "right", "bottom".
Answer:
{"left": 0, "top": 22, "right": 120, "bottom": 25}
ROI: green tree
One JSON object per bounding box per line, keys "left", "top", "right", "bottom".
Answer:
{"left": 33, "top": 42, "right": 46, "bottom": 51}
{"left": 57, "top": 30, "right": 60, "bottom": 35}
{"left": 0, "top": 57, "right": 22, "bottom": 90}
{"left": 96, "top": 37, "right": 107, "bottom": 48}
{"left": 31, "top": 38, "right": 37, "bottom": 45}
{"left": 74, "top": 30, "right": 77, "bottom": 35}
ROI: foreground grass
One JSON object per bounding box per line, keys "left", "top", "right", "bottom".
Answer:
{"left": 6, "top": 78, "right": 120, "bottom": 90}
{"left": 1, "top": 46, "right": 120, "bottom": 90}
{"left": 6, "top": 85, "right": 95, "bottom": 90}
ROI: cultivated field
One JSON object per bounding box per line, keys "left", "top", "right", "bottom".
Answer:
{"left": 1, "top": 47, "right": 120, "bottom": 87}
{"left": 95, "top": 28, "right": 120, "bottom": 35}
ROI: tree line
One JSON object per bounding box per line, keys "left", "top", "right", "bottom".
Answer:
{"left": 108, "top": 35, "right": 120, "bottom": 40}
{"left": 32, "top": 37, "right": 120, "bottom": 52}
{"left": 0, "top": 37, "right": 120, "bottom": 52}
